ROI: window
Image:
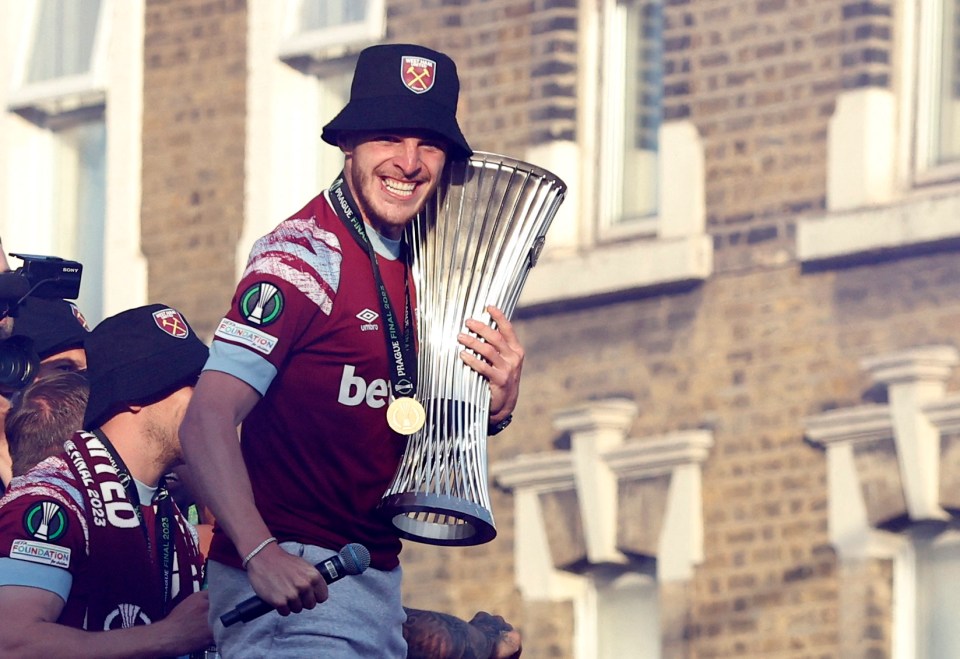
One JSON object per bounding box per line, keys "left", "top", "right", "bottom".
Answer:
{"left": 518, "top": 0, "right": 708, "bottom": 309}
{"left": 50, "top": 118, "right": 107, "bottom": 319}
{"left": 8, "top": 0, "right": 106, "bottom": 116}
{"left": 28, "top": 0, "right": 101, "bottom": 82}
{"left": 916, "top": 0, "right": 960, "bottom": 173}
{"left": 312, "top": 60, "right": 354, "bottom": 189}
{"left": 4, "top": 0, "right": 109, "bottom": 321}
{"left": 597, "top": 572, "right": 661, "bottom": 659}
{"left": 240, "top": 0, "right": 385, "bottom": 265}
{"left": 280, "top": 0, "right": 383, "bottom": 186}
{"left": 914, "top": 531, "right": 960, "bottom": 659}
{"left": 796, "top": 0, "right": 960, "bottom": 264}
{"left": 599, "top": 0, "right": 663, "bottom": 236}
{"left": 279, "top": 0, "right": 385, "bottom": 62}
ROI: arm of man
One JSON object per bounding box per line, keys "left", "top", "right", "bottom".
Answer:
{"left": 458, "top": 305, "right": 525, "bottom": 426}
{"left": 0, "top": 586, "right": 211, "bottom": 659}
{"left": 403, "top": 608, "right": 522, "bottom": 659}
{"left": 178, "top": 370, "right": 328, "bottom": 614}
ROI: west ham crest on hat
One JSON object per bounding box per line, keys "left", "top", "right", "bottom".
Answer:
{"left": 69, "top": 303, "right": 90, "bottom": 330}
{"left": 401, "top": 55, "right": 436, "bottom": 94}
{"left": 152, "top": 308, "right": 189, "bottom": 339}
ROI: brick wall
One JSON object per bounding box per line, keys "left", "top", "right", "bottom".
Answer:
{"left": 388, "top": 0, "right": 577, "bottom": 155}
{"left": 141, "top": 0, "right": 248, "bottom": 338}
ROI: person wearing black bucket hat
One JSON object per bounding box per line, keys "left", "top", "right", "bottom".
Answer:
{"left": 0, "top": 297, "right": 89, "bottom": 493}
{"left": 11, "top": 297, "right": 89, "bottom": 376}
{"left": 0, "top": 304, "right": 213, "bottom": 657}
{"left": 180, "top": 43, "right": 524, "bottom": 658}
{"left": 321, "top": 43, "right": 472, "bottom": 161}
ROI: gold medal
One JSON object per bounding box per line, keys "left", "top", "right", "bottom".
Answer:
{"left": 387, "top": 397, "right": 426, "bottom": 435}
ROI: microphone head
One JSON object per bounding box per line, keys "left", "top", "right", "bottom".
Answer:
{"left": 339, "top": 543, "right": 371, "bottom": 575}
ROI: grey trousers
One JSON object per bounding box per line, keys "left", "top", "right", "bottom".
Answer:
{"left": 208, "top": 541, "right": 407, "bottom": 658}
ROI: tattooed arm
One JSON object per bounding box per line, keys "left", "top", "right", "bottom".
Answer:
{"left": 404, "top": 608, "right": 522, "bottom": 659}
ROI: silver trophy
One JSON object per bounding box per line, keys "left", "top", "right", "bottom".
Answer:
{"left": 378, "top": 152, "right": 567, "bottom": 546}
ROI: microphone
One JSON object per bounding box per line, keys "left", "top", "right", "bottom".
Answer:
{"left": 220, "top": 543, "right": 371, "bottom": 627}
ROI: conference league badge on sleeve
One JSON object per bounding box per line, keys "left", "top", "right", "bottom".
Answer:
{"left": 239, "top": 281, "right": 284, "bottom": 327}
{"left": 214, "top": 280, "right": 284, "bottom": 356}
{"left": 9, "top": 499, "right": 72, "bottom": 569}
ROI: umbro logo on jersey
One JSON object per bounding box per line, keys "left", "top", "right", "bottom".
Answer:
{"left": 356, "top": 308, "right": 380, "bottom": 332}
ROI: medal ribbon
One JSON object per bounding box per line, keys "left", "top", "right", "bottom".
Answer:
{"left": 329, "top": 174, "right": 418, "bottom": 401}
{"left": 92, "top": 430, "right": 177, "bottom": 615}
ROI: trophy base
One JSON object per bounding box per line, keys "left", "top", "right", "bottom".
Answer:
{"left": 380, "top": 492, "right": 497, "bottom": 546}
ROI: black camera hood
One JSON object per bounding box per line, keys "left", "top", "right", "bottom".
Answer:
{"left": 0, "top": 272, "right": 29, "bottom": 303}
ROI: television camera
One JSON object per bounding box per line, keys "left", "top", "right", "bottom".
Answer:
{"left": 0, "top": 254, "right": 83, "bottom": 392}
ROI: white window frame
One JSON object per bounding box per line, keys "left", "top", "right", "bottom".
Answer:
{"left": 6, "top": 1, "right": 109, "bottom": 119}
{"left": 913, "top": 0, "right": 960, "bottom": 184}
{"left": 596, "top": 571, "right": 661, "bottom": 659}
{"left": 0, "top": 0, "right": 147, "bottom": 323}
{"left": 518, "top": 0, "right": 710, "bottom": 310}
{"left": 240, "top": 0, "right": 384, "bottom": 275}
{"left": 912, "top": 529, "right": 960, "bottom": 659}
{"left": 797, "top": 0, "right": 960, "bottom": 265}
{"left": 597, "top": 0, "right": 660, "bottom": 241}
{"left": 278, "top": 0, "right": 385, "bottom": 63}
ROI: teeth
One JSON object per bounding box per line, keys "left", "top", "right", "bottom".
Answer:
{"left": 383, "top": 178, "right": 415, "bottom": 196}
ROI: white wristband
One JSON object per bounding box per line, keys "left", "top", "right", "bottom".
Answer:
{"left": 241, "top": 536, "right": 277, "bottom": 569}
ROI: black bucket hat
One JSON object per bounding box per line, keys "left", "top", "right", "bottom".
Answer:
{"left": 321, "top": 43, "right": 472, "bottom": 160}
{"left": 12, "top": 298, "right": 89, "bottom": 359}
{"left": 83, "top": 304, "right": 209, "bottom": 428}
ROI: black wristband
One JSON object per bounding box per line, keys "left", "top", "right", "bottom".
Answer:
{"left": 488, "top": 414, "right": 513, "bottom": 436}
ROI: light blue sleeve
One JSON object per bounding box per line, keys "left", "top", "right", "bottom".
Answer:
{"left": 0, "top": 556, "right": 72, "bottom": 602}
{"left": 203, "top": 340, "right": 278, "bottom": 396}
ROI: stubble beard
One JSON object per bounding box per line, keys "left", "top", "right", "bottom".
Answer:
{"left": 349, "top": 166, "right": 429, "bottom": 239}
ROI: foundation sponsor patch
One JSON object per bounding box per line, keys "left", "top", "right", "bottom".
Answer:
{"left": 214, "top": 318, "right": 278, "bottom": 355}
{"left": 10, "top": 539, "right": 71, "bottom": 568}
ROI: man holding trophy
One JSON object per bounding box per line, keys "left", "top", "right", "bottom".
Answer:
{"left": 180, "top": 44, "right": 523, "bottom": 657}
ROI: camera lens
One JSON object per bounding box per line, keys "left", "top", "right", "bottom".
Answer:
{"left": 0, "top": 336, "right": 40, "bottom": 391}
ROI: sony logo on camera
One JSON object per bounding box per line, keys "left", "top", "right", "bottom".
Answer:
{"left": 0, "top": 253, "right": 84, "bottom": 392}
{"left": 10, "top": 253, "right": 83, "bottom": 301}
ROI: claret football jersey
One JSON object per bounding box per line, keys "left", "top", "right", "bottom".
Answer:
{"left": 205, "top": 190, "right": 413, "bottom": 570}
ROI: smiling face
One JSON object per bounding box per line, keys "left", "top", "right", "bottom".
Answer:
{"left": 339, "top": 131, "right": 449, "bottom": 240}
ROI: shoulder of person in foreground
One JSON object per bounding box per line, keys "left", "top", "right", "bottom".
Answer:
{"left": 0, "top": 453, "right": 212, "bottom": 657}
{"left": 403, "top": 607, "right": 522, "bottom": 659}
